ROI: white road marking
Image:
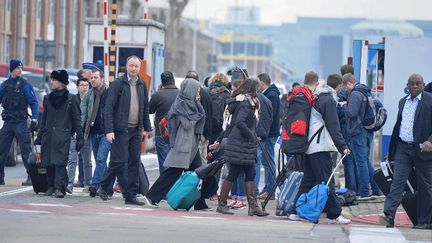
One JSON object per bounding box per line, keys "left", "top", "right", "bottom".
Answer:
{"left": 111, "top": 206, "right": 153, "bottom": 211}
{"left": 350, "top": 226, "right": 408, "bottom": 243}
{"left": 0, "top": 187, "right": 33, "bottom": 197}
{"left": 98, "top": 213, "right": 136, "bottom": 216}
{"left": 181, "top": 216, "right": 226, "bottom": 220}
{"left": 8, "top": 209, "right": 51, "bottom": 214}
{"left": 27, "top": 203, "right": 72, "bottom": 208}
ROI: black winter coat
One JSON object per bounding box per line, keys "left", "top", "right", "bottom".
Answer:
{"left": 222, "top": 99, "right": 257, "bottom": 166}
{"left": 149, "top": 84, "right": 179, "bottom": 136}
{"left": 104, "top": 75, "right": 152, "bottom": 133}
{"left": 38, "top": 90, "right": 83, "bottom": 166}
{"left": 263, "top": 84, "right": 281, "bottom": 137}
{"left": 200, "top": 88, "right": 213, "bottom": 140}
{"left": 256, "top": 93, "right": 273, "bottom": 139}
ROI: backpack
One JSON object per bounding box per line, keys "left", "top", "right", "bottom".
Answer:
{"left": 210, "top": 92, "right": 226, "bottom": 134}
{"left": 335, "top": 188, "right": 358, "bottom": 206}
{"left": 353, "top": 87, "right": 387, "bottom": 132}
{"left": 281, "top": 87, "right": 316, "bottom": 154}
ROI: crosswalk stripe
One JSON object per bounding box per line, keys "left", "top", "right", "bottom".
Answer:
{"left": 8, "top": 209, "right": 51, "bottom": 214}
{"left": 349, "top": 226, "right": 408, "bottom": 243}
{"left": 0, "top": 187, "right": 33, "bottom": 197}
{"left": 181, "top": 216, "right": 226, "bottom": 220}
{"left": 27, "top": 203, "right": 72, "bottom": 208}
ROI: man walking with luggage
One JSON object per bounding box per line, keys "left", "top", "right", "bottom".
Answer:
{"left": 81, "top": 69, "right": 110, "bottom": 197}
{"left": 0, "top": 59, "right": 39, "bottom": 186}
{"left": 149, "top": 71, "right": 179, "bottom": 174}
{"left": 288, "top": 72, "right": 351, "bottom": 224}
{"left": 380, "top": 74, "right": 432, "bottom": 229}
{"left": 99, "top": 56, "right": 153, "bottom": 205}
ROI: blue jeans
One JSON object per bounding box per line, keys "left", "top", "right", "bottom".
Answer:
{"left": 348, "top": 129, "right": 380, "bottom": 197}
{"left": 90, "top": 133, "right": 111, "bottom": 188}
{"left": 260, "top": 137, "right": 277, "bottom": 193}
{"left": 155, "top": 136, "right": 170, "bottom": 174}
{"left": 343, "top": 152, "right": 359, "bottom": 193}
{"left": 231, "top": 171, "right": 246, "bottom": 200}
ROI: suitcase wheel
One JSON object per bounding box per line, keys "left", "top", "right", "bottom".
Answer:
{"left": 313, "top": 220, "right": 319, "bottom": 224}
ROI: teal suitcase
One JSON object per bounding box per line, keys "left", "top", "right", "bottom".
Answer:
{"left": 167, "top": 171, "right": 202, "bottom": 210}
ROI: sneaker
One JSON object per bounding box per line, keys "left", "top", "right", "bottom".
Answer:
{"left": 113, "top": 184, "right": 122, "bottom": 193}
{"left": 231, "top": 200, "right": 247, "bottom": 209}
{"left": 356, "top": 195, "right": 373, "bottom": 201}
{"left": 21, "top": 176, "right": 32, "bottom": 186}
{"left": 228, "top": 200, "right": 237, "bottom": 208}
{"left": 66, "top": 184, "right": 73, "bottom": 194}
{"left": 372, "top": 191, "right": 385, "bottom": 199}
{"left": 142, "top": 196, "right": 159, "bottom": 208}
{"left": 327, "top": 215, "right": 351, "bottom": 224}
{"left": 89, "top": 186, "right": 98, "bottom": 197}
{"left": 74, "top": 182, "right": 84, "bottom": 188}
{"left": 83, "top": 186, "right": 90, "bottom": 193}
{"left": 98, "top": 188, "right": 110, "bottom": 201}
{"left": 288, "top": 214, "right": 301, "bottom": 221}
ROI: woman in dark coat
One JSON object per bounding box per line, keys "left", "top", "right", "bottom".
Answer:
{"left": 35, "top": 70, "right": 83, "bottom": 198}
{"left": 217, "top": 78, "right": 268, "bottom": 216}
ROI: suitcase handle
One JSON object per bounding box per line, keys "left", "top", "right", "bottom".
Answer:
{"left": 326, "top": 154, "right": 347, "bottom": 187}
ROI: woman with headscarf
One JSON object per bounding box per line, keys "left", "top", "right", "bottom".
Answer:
{"left": 143, "top": 78, "right": 206, "bottom": 208}
{"left": 216, "top": 78, "right": 269, "bottom": 216}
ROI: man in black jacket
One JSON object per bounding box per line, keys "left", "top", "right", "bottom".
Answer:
{"left": 149, "top": 71, "right": 179, "bottom": 174}
{"left": 380, "top": 74, "right": 432, "bottom": 229}
{"left": 99, "top": 56, "right": 153, "bottom": 205}
{"left": 257, "top": 73, "right": 280, "bottom": 199}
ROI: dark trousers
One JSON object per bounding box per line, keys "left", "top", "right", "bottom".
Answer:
{"left": 291, "top": 152, "right": 342, "bottom": 219}
{"left": 226, "top": 163, "right": 256, "bottom": 182}
{"left": 101, "top": 127, "right": 141, "bottom": 200}
{"left": 146, "top": 151, "right": 205, "bottom": 203}
{"left": 47, "top": 165, "right": 68, "bottom": 193}
{"left": 384, "top": 141, "right": 432, "bottom": 225}
{"left": 0, "top": 120, "right": 31, "bottom": 182}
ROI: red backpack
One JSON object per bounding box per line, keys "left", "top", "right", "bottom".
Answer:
{"left": 158, "top": 117, "right": 170, "bottom": 143}
{"left": 281, "top": 87, "right": 317, "bottom": 154}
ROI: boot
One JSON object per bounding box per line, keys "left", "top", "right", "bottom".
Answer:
{"left": 245, "top": 181, "right": 269, "bottom": 217}
{"left": 216, "top": 180, "right": 234, "bottom": 215}
{"left": 21, "top": 176, "right": 32, "bottom": 186}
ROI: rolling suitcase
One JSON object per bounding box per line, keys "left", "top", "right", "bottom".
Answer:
{"left": 275, "top": 171, "right": 304, "bottom": 216}
{"left": 166, "top": 171, "right": 202, "bottom": 210}
{"left": 138, "top": 162, "right": 150, "bottom": 196}
{"left": 373, "top": 161, "right": 418, "bottom": 225}
{"left": 28, "top": 139, "right": 48, "bottom": 194}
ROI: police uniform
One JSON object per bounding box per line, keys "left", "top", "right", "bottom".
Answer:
{"left": 0, "top": 60, "right": 39, "bottom": 185}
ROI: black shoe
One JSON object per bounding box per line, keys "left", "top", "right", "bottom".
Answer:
{"left": 194, "top": 198, "right": 211, "bottom": 211}
{"left": 45, "top": 187, "right": 54, "bottom": 196}
{"left": 66, "top": 185, "right": 73, "bottom": 194}
{"left": 21, "top": 176, "right": 32, "bottom": 186}
{"left": 54, "top": 189, "right": 64, "bottom": 198}
{"left": 0, "top": 181, "right": 5, "bottom": 186}
{"left": 98, "top": 188, "right": 110, "bottom": 201}
{"left": 125, "top": 198, "right": 145, "bottom": 206}
{"left": 413, "top": 224, "right": 430, "bottom": 230}
{"left": 89, "top": 186, "right": 98, "bottom": 197}
{"left": 379, "top": 214, "right": 394, "bottom": 228}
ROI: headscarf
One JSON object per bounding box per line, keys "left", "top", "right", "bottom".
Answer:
{"left": 167, "top": 78, "right": 206, "bottom": 133}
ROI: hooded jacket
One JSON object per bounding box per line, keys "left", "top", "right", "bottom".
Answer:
{"left": 346, "top": 83, "right": 369, "bottom": 138}
{"left": 263, "top": 84, "right": 281, "bottom": 137}
{"left": 306, "top": 85, "right": 348, "bottom": 155}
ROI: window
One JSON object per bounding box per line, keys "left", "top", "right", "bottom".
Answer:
{"left": 5, "top": 0, "right": 11, "bottom": 11}
{"left": 22, "top": 0, "right": 27, "bottom": 16}
{"left": 49, "top": 0, "right": 55, "bottom": 23}
{"left": 36, "top": 0, "right": 42, "bottom": 19}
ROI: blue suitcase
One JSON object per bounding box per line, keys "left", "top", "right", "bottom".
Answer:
{"left": 167, "top": 171, "right": 202, "bottom": 210}
{"left": 275, "top": 171, "right": 303, "bottom": 216}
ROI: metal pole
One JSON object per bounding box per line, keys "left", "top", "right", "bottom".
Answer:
{"left": 103, "top": 0, "right": 109, "bottom": 84}
{"left": 109, "top": 0, "right": 118, "bottom": 83}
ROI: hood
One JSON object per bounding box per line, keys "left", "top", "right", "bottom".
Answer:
{"left": 264, "top": 84, "right": 281, "bottom": 96}
{"left": 209, "top": 80, "right": 229, "bottom": 95}
{"left": 353, "top": 83, "right": 371, "bottom": 94}
{"left": 315, "top": 84, "right": 338, "bottom": 103}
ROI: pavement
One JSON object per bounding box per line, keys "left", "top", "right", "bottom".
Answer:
{"left": 0, "top": 152, "right": 431, "bottom": 242}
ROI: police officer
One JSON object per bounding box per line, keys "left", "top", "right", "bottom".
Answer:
{"left": 0, "top": 59, "right": 39, "bottom": 186}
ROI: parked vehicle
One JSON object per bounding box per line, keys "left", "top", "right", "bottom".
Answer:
{"left": 0, "top": 63, "right": 51, "bottom": 78}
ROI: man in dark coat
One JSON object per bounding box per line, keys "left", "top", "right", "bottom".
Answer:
{"left": 149, "top": 71, "right": 179, "bottom": 174}
{"left": 99, "top": 56, "right": 153, "bottom": 206}
{"left": 257, "top": 73, "right": 280, "bottom": 199}
{"left": 380, "top": 74, "right": 432, "bottom": 229}
{"left": 35, "top": 70, "right": 84, "bottom": 198}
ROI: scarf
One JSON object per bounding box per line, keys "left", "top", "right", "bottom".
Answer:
{"left": 87, "top": 85, "right": 105, "bottom": 134}
{"left": 234, "top": 93, "right": 260, "bottom": 122}
{"left": 48, "top": 88, "right": 69, "bottom": 109}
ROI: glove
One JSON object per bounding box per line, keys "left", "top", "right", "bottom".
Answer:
{"left": 75, "top": 138, "right": 84, "bottom": 152}
{"left": 34, "top": 134, "right": 42, "bottom": 145}
{"left": 30, "top": 119, "right": 38, "bottom": 132}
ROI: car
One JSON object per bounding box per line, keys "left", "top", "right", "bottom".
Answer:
{"left": 0, "top": 63, "right": 51, "bottom": 78}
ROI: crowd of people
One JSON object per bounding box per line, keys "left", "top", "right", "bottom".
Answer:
{"left": 0, "top": 57, "right": 431, "bottom": 228}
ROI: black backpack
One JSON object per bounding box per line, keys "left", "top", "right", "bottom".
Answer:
{"left": 352, "top": 87, "right": 387, "bottom": 132}
{"left": 281, "top": 87, "right": 317, "bottom": 154}
{"left": 210, "top": 92, "right": 226, "bottom": 135}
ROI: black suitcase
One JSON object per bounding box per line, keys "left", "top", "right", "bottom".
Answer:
{"left": 373, "top": 162, "right": 417, "bottom": 225}
{"left": 138, "top": 162, "right": 150, "bottom": 196}
{"left": 28, "top": 153, "right": 48, "bottom": 194}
